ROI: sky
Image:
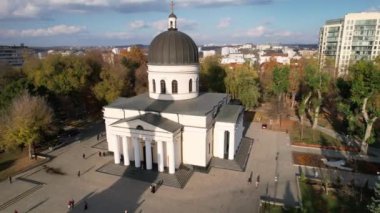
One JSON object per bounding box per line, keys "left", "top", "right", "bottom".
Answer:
{"left": 0, "top": 0, "right": 379, "bottom": 47}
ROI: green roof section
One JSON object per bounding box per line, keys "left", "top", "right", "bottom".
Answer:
{"left": 215, "top": 105, "right": 243, "bottom": 123}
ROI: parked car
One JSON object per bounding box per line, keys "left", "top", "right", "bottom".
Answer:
{"left": 261, "top": 124, "right": 267, "bottom": 129}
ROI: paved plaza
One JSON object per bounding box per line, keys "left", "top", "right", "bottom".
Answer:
{"left": 0, "top": 122, "right": 300, "bottom": 213}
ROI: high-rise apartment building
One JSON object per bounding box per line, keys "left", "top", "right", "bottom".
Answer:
{"left": 319, "top": 12, "right": 380, "bottom": 76}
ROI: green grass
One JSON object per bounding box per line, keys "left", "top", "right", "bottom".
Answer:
{"left": 290, "top": 124, "right": 344, "bottom": 147}
{"left": 300, "top": 179, "right": 371, "bottom": 213}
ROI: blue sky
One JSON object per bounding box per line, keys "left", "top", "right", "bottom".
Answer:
{"left": 0, "top": 0, "right": 379, "bottom": 47}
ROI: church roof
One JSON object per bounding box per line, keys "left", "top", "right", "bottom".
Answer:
{"left": 112, "top": 113, "right": 182, "bottom": 133}
{"left": 215, "top": 105, "right": 243, "bottom": 123}
{"left": 148, "top": 30, "right": 199, "bottom": 65}
{"left": 106, "top": 93, "right": 228, "bottom": 116}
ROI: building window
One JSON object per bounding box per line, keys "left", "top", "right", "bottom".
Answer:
{"left": 152, "top": 79, "right": 156, "bottom": 93}
{"left": 136, "top": 125, "right": 144, "bottom": 130}
{"left": 172, "top": 80, "right": 178, "bottom": 94}
{"left": 160, "top": 80, "right": 166, "bottom": 94}
{"left": 189, "top": 79, "right": 193, "bottom": 92}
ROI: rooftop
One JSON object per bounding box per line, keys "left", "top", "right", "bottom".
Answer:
{"left": 106, "top": 93, "right": 228, "bottom": 116}
{"left": 215, "top": 105, "right": 243, "bottom": 123}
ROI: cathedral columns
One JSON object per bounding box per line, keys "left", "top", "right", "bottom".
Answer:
{"left": 113, "top": 135, "right": 121, "bottom": 164}
{"left": 122, "top": 136, "right": 130, "bottom": 166}
{"left": 133, "top": 137, "right": 141, "bottom": 168}
{"left": 167, "top": 140, "right": 175, "bottom": 174}
{"left": 145, "top": 138, "right": 153, "bottom": 170}
{"left": 157, "top": 141, "right": 164, "bottom": 172}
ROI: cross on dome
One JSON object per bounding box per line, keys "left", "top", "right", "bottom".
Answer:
{"left": 168, "top": 0, "right": 177, "bottom": 30}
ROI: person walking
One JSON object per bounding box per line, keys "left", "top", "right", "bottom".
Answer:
{"left": 9, "top": 176, "right": 12, "bottom": 184}
{"left": 84, "top": 201, "right": 88, "bottom": 210}
{"left": 82, "top": 153, "right": 86, "bottom": 159}
{"left": 256, "top": 175, "right": 260, "bottom": 188}
{"left": 77, "top": 170, "right": 81, "bottom": 177}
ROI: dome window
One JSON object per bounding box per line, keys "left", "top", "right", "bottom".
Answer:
{"left": 172, "top": 80, "right": 178, "bottom": 94}
{"left": 189, "top": 79, "right": 193, "bottom": 92}
{"left": 160, "top": 80, "right": 166, "bottom": 94}
{"left": 153, "top": 79, "right": 156, "bottom": 93}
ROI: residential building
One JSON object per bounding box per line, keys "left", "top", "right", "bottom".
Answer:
{"left": 319, "top": 12, "right": 380, "bottom": 76}
{"left": 0, "top": 45, "right": 28, "bottom": 67}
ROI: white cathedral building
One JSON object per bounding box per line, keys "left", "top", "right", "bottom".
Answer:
{"left": 103, "top": 11, "right": 244, "bottom": 174}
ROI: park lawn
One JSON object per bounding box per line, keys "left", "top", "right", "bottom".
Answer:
{"left": 300, "top": 179, "right": 371, "bottom": 213}
{"left": 0, "top": 149, "right": 42, "bottom": 181}
{"left": 290, "top": 124, "right": 343, "bottom": 147}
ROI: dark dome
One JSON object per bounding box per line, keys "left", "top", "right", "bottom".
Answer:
{"left": 148, "top": 30, "right": 199, "bottom": 65}
{"left": 169, "top": 13, "right": 177, "bottom": 18}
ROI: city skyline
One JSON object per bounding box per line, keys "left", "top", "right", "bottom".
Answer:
{"left": 0, "top": 0, "right": 379, "bottom": 47}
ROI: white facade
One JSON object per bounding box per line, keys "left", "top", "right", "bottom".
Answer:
{"left": 103, "top": 11, "right": 244, "bottom": 175}
{"left": 319, "top": 12, "right": 380, "bottom": 76}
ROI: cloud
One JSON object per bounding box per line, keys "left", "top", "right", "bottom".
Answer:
{"left": 104, "top": 31, "right": 132, "bottom": 40}
{"left": 0, "top": 25, "right": 85, "bottom": 37}
{"left": 129, "top": 20, "right": 148, "bottom": 29}
{"left": 0, "top": 0, "right": 274, "bottom": 20}
{"left": 367, "top": 6, "right": 380, "bottom": 12}
{"left": 217, "top": 17, "right": 231, "bottom": 29}
{"left": 140, "top": 18, "right": 197, "bottom": 31}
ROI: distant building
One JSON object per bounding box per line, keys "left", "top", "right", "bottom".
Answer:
{"left": 202, "top": 50, "right": 216, "bottom": 58}
{"left": 319, "top": 12, "right": 380, "bottom": 76}
{"left": 0, "top": 45, "right": 29, "bottom": 67}
{"left": 221, "top": 47, "right": 239, "bottom": 56}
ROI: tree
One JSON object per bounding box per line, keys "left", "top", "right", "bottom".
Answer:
{"left": 92, "top": 64, "right": 128, "bottom": 103}
{"left": 368, "top": 176, "right": 380, "bottom": 213}
{"left": 225, "top": 64, "right": 260, "bottom": 109}
{"left": 200, "top": 56, "right": 226, "bottom": 92}
{"left": 272, "top": 66, "right": 290, "bottom": 111}
{"left": 289, "top": 59, "right": 304, "bottom": 109}
{"left": 0, "top": 91, "right": 54, "bottom": 158}
{"left": 302, "top": 62, "right": 330, "bottom": 129}
{"left": 259, "top": 58, "right": 278, "bottom": 99}
{"left": 345, "top": 60, "right": 380, "bottom": 153}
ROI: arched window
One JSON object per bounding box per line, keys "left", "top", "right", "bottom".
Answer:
{"left": 189, "top": 79, "right": 193, "bottom": 92}
{"left": 160, "top": 80, "right": 166, "bottom": 94}
{"left": 196, "top": 77, "right": 199, "bottom": 92}
{"left": 136, "top": 125, "right": 144, "bottom": 130}
{"left": 152, "top": 79, "right": 156, "bottom": 93}
{"left": 172, "top": 80, "right": 178, "bottom": 94}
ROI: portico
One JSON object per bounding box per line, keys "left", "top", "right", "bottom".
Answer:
{"left": 106, "top": 113, "right": 182, "bottom": 174}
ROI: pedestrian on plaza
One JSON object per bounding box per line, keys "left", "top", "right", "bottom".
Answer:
{"left": 82, "top": 153, "right": 86, "bottom": 159}
{"left": 97, "top": 134, "right": 99, "bottom": 141}
{"left": 14, "top": 210, "right": 18, "bottom": 213}
{"left": 84, "top": 201, "right": 88, "bottom": 210}
{"left": 71, "top": 199, "right": 75, "bottom": 208}
{"left": 98, "top": 151, "right": 101, "bottom": 157}
{"left": 248, "top": 171, "right": 253, "bottom": 184}
{"left": 9, "top": 176, "right": 12, "bottom": 184}
{"left": 256, "top": 175, "right": 260, "bottom": 188}
{"left": 102, "top": 152, "right": 106, "bottom": 156}
{"left": 77, "top": 170, "right": 81, "bottom": 177}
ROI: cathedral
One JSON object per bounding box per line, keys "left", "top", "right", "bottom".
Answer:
{"left": 103, "top": 10, "right": 244, "bottom": 174}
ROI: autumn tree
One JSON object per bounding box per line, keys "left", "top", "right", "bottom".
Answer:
{"left": 120, "top": 46, "right": 148, "bottom": 95}
{"left": 259, "top": 58, "right": 278, "bottom": 99}
{"left": 0, "top": 91, "right": 54, "bottom": 158}
{"left": 289, "top": 59, "right": 304, "bottom": 108}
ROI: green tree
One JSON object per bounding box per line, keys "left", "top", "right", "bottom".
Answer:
{"left": 200, "top": 56, "right": 226, "bottom": 92}
{"left": 368, "top": 176, "right": 380, "bottom": 213}
{"left": 0, "top": 91, "right": 54, "bottom": 158}
{"left": 272, "top": 66, "right": 290, "bottom": 111}
{"left": 302, "top": 63, "right": 330, "bottom": 129}
{"left": 92, "top": 64, "right": 128, "bottom": 103}
{"left": 343, "top": 60, "right": 380, "bottom": 154}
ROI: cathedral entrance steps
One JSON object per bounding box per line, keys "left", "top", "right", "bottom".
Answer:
{"left": 96, "top": 161, "right": 193, "bottom": 189}
{"left": 210, "top": 137, "right": 253, "bottom": 172}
